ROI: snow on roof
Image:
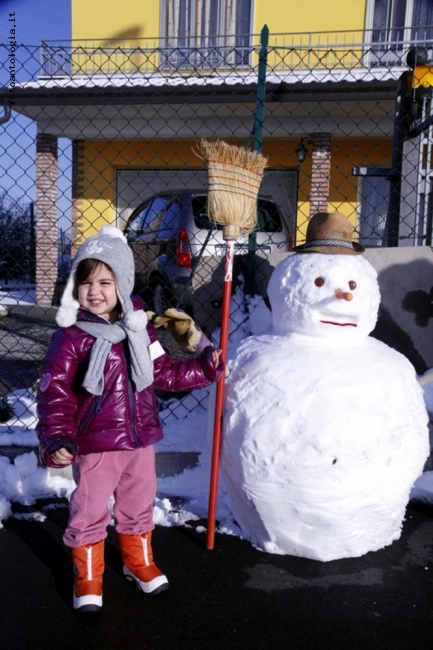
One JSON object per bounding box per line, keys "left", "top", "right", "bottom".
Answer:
{"left": 18, "top": 65, "right": 405, "bottom": 91}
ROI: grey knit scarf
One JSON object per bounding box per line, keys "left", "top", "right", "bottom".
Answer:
{"left": 76, "top": 319, "right": 153, "bottom": 395}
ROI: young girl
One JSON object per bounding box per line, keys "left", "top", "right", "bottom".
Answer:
{"left": 36, "top": 225, "right": 223, "bottom": 613}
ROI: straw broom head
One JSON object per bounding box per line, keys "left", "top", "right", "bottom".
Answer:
{"left": 195, "top": 139, "right": 268, "bottom": 240}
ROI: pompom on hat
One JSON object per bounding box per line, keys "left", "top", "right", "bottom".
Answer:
{"left": 56, "top": 225, "right": 140, "bottom": 328}
{"left": 295, "top": 212, "right": 365, "bottom": 255}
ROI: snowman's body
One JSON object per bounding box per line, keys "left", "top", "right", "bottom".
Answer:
{"left": 221, "top": 253, "right": 429, "bottom": 561}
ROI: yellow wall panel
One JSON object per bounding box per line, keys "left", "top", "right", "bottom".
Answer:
{"left": 254, "top": 1, "right": 367, "bottom": 34}
{"left": 72, "top": 0, "right": 161, "bottom": 40}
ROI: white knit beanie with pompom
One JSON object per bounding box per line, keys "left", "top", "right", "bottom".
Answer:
{"left": 56, "top": 225, "right": 146, "bottom": 330}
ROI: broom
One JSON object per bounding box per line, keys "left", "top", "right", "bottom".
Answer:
{"left": 195, "top": 139, "right": 267, "bottom": 550}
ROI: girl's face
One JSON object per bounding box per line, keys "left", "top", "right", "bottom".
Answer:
{"left": 77, "top": 262, "right": 119, "bottom": 322}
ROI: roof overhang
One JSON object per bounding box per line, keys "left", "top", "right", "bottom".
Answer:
{"left": 0, "top": 68, "right": 403, "bottom": 140}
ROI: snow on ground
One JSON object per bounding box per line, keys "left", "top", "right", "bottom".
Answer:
{"left": 0, "top": 285, "right": 36, "bottom": 308}
{"left": 0, "top": 287, "right": 432, "bottom": 550}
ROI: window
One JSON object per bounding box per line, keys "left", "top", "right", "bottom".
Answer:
{"left": 158, "top": 200, "right": 182, "bottom": 238}
{"left": 359, "top": 176, "right": 390, "bottom": 246}
{"left": 125, "top": 197, "right": 172, "bottom": 239}
{"left": 369, "top": 0, "right": 433, "bottom": 53}
{"left": 256, "top": 200, "right": 283, "bottom": 233}
{"left": 411, "top": 0, "right": 433, "bottom": 40}
{"left": 192, "top": 194, "right": 221, "bottom": 229}
{"left": 161, "top": 0, "right": 253, "bottom": 68}
{"left": 372, "top": 0, "right": 407, "bottom": 46}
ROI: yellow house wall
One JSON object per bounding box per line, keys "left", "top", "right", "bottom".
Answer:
{"left": 72, "top": 1, "right": 368, "bottom": 39}
{"left": 72, "top": 0, "right": 161, "bottom": 40}
{"left": 254, "top": 0, "right": 367, "bottom": 34}
{"left": 76, "top": 138, "right": 391, "bottom": 242}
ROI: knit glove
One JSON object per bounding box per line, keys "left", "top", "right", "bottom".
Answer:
{"left": 147, "top": 307, "right": 212, "bottom": 354}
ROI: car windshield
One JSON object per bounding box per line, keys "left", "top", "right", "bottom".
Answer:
{"left": 125, "top": 197, "right": 172, "bottom": 238}
{"left": 126, "top": 192, "right": 288, "bottom": 241}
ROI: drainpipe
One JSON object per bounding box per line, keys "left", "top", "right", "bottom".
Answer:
{"left": 0, "top": 105, "right": 11, "bottom": 125}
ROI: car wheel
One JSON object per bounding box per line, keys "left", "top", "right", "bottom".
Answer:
{"left": 150, "top": 277, "right": 172, "bottom": 314}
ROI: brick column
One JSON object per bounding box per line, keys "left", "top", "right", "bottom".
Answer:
{"left": 35, "top": 133, "right": 58, "bottom": 305}
{"left": 309, "top": 133, "right": 332, "bottom": 217}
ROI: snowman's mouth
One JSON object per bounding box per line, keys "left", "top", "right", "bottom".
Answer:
{"left": 320, "top": 320, "right": 357, "bottom": 327}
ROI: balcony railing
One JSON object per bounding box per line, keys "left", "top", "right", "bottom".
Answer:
{"left": 39, "top": 28, "right": 433, "bottom": 78}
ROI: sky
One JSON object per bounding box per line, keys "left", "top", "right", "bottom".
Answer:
{"left": 0, "top": 0, "right": 72, "bottom": 227}
{"left": 1, "top": 275, "right": 433, "bottom": 560}
{"left": 0, "top": 0, "right": 71, "bottom": 46}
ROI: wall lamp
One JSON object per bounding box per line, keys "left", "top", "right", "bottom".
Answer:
{"left": 295, "top": 137, "right": 310, "bottom": 164}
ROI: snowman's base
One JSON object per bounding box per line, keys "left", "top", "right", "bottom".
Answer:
{"left": 223, "top": 474, "right": 412, "bottom": 561}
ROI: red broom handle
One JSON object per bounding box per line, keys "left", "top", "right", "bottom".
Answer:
{"left": 206, "top": 239, "right": 234, "bottom": 550}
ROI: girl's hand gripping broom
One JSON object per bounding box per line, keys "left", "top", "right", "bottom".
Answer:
{"left": 195, "top": 139, "right": 267, "bottom": 550}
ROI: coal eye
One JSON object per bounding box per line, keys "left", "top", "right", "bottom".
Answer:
{"left": 314, "top": 277, "right": 325, "bottom": 287}
{"left": 349, "top": 281, "right": 357, "bottom": 290}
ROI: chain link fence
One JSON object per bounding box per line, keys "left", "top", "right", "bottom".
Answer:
{"left": 0, "top": 31, "right": 432, "bottom": 432}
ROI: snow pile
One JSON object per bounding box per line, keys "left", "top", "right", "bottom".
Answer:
{"left": 0, "top": 452, "right": 72, "bottom": 528}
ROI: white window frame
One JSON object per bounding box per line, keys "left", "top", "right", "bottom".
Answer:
{"left": 160, "top": 0, "right": 253, "bottom": 68}
{"left": 365, "top": 0, "right": 415, "bottom": 41}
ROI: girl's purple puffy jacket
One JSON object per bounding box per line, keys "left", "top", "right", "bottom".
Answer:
{"left": 36, "top": 305, "right": 223, "bottom": 468}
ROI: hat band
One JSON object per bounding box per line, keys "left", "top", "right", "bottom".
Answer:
{"left": 303, "top": 238, "right": 354, "bottom": 250}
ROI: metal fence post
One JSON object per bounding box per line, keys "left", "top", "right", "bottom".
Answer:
{"left": 245, "top": 24, "right": 269, "bottom": 296}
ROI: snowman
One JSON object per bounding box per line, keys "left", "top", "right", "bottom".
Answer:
{"left": 220, "top": 212, "right": 429, "bottom": 561}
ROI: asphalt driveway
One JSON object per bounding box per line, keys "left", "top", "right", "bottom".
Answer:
{"left": 0, "top": 500, "right": 432, "bottom": 650}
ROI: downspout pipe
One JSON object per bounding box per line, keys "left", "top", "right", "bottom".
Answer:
{"left": 0, "top": 105, "right": 11, "bottom": 125}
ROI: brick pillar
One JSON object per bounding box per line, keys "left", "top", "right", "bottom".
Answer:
{"left": 35, "top": 133, "right": 58, "bottom": 305}
{"left": 309, "top": 133, "right": 332, "bottom": 217}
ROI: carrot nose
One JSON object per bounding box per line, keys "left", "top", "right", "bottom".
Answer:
{"left": 335, "top": 289, "right": 353, "bottom": 301}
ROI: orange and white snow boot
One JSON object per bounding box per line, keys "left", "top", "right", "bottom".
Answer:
{"left": 71, "top": 540, "right": 104, "bottom": 612}
{"left": 118, "top": 531, "right": 168, "bottom": 595}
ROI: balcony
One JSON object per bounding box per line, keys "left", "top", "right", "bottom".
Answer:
{"left": 39, "top": 28, "right": 433, "bottom": 79}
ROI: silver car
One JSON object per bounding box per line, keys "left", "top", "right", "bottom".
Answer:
{"left": 124, "top": 190, "right": 293, "bottom": 316}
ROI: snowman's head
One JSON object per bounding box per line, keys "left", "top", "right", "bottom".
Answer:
{"left": 267, "top": 253, "right": 380, "bottom": 340}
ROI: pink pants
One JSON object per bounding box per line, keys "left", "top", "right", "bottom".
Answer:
{"left": 63, "top": 446, "right": 156, "bottom": 548}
